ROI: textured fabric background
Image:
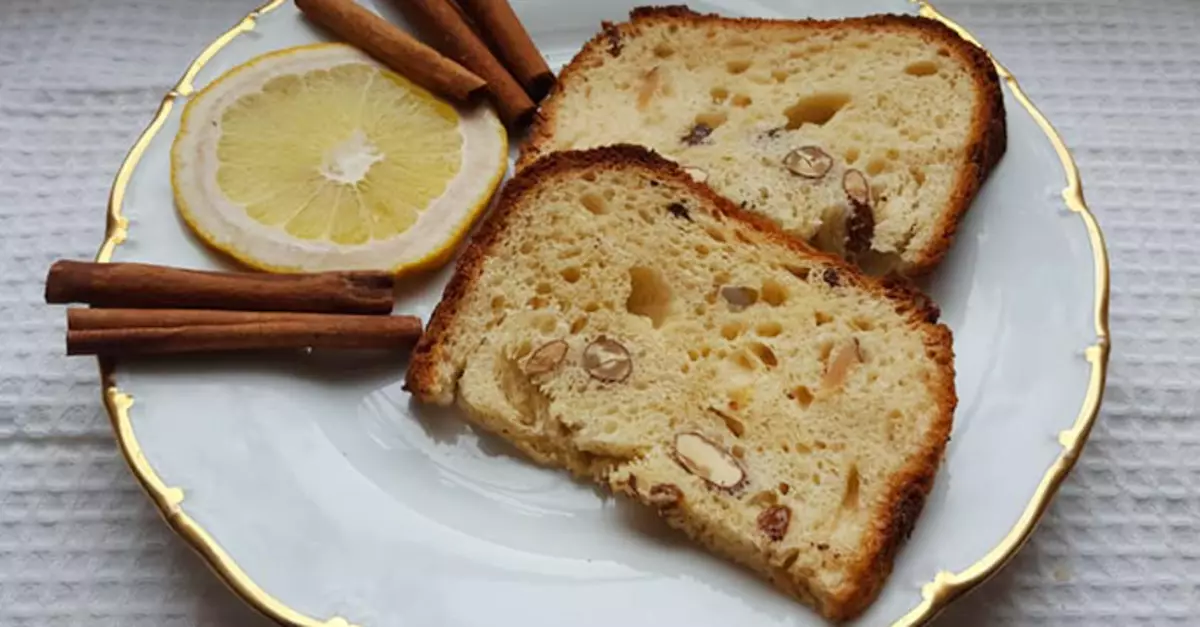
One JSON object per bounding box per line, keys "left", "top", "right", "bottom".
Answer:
{"left": 0, "top": 0, "right": 1196, "bottom": 625}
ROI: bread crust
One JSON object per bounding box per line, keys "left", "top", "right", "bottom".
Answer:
{"left": 520, "top": 6, "right": 1007, "bottom": 276}
{"left": 406, "top": 144, "right": 955, "bottom": 620}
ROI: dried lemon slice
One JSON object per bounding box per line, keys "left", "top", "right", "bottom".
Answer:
{"left": 171, "top": 43, "right": 507, "bottom": 273}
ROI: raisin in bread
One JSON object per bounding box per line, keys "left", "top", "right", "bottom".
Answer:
{"left": 520, "top": 7, "right": 1006, "bottom": 275}
{"left": 406, "top": 146, "right": 954, "bottom": 620}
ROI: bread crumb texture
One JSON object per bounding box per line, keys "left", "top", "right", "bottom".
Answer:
{"left": 408, "top": 146, "right": 955, "bottom": 620}
{"left": 523, "top": 9, "right": 1005, "bottom": 275}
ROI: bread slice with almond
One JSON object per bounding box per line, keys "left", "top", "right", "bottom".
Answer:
{"left": 407, "top": 146, "right": 955, "bottom": 620}
{"left": 521, "top": 7, "right": 1006, "bottom": 275}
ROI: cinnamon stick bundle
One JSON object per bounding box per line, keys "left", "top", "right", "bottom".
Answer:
{"left": 67, "top": 311, "right": 422, "bottom": 356}
{"left": 45, "top": 261, "right": 395, "bottom": 315}
{"left": 391, "top": 0, "right": 535, "bottom": 126}
{"left": 455, "top": 0, "right": 554, "bottom": 100}
{"left": 295, "top": 0, "right": 487, "bottom": 103}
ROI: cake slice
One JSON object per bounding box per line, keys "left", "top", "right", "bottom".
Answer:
{"left": 407, "top": 146, "right": 955, "bottom": 620}
{"left": 520, "top": 7, "right": 1006, "bottom": 275}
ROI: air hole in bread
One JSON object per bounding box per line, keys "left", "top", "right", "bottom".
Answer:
{"left": 653, "top": 42, "right": 675, "bottom": 58}
{"left": 732, "top": 350, "right": 757, "bottom": 371}
{"left": 866, "top": 158, "right": 888, "bottom": 176}
{"left": 721, "top": 322, "right": 744, "bottom": 340}
{"left": 904, "top": 60, "right": 939, "bottom": 77}
{"left": 841, "top": 464, "right": 861, "bottom": 510}
{"left": 934, "top": 114, "right": 947, "bottom": 129}
{"left": 536, "top": 282, "right": 553, "bottom": 294}
{"left": 584, "top": 302, "right": 601, "bottom": 313}
{"left": 580, "top": 192, "right": 607, "bottom": 215}
{"left": 910, "top": 165, "right": 927, "bottom": 186}
{"left": 732, "top": 94, "right": 753, "bottom": 107}
{"left": 748, "top": 341, "right": 778, "bottom": 368}
{"left": 711, "top": 86, "right": 730, "bottom": 103}
{"left": 850, "top": 316, "right": 874, "bottom": 331}
{"left": 735, "top": 229, "right": 754, "bottom": 245}
{"left": 529, "top": 296, "right": 549, "bottom": 310}
{"left": 771, "top": 69, "right": 790, "bottom": 83}
{"left": 783, "top": 264, "right": 810, "bottom": 282}
{"left": 756, "top": 321, "right": 783, "bottom": 337}
{"left": 791, "top": 386, "right": 814, "bottom": 408}
{"left": 784, "top": 92, "right": 850, "bottom": 129}
{"left": 694, "top": 111, "right": 728, "bottom": 130}
{"left": 561, "top": 267, "right": 581, "bottom": 283}
{"left": 626, "top": 266, "right": 673, "bottom": 328}
{"left": 519, "top": 241, "right": 534, "bottom": 254}
{"left": 638, "top": 209, "right": 656, "bottom": 225}
{"left": 715, "top": 409, "right": 746, "bottom": 437}
{"left": 705, "top": 225, "right": 727, "bottom": 243}
{"left": 843, "top": 146, "right": 861, "bottom": 164}
{"left": 694, "top": 243, "right": 710, "bottom": 257}
{"left": 512, "top": 339, "right": 533, "bottom": 360}
{"left": 726, "top": 59, "right": 752, "bottom": 74}
{"left": 582, "top": 172, "right": 597, "bottom": 182}
{"left": 761, "top": 279, "right": 788, "bottom": 306}
{"left": 570, "top": 316, "right": 588, "bottom": 334}
{"left": 490, "top": 295, "right": 506, "bottom": 311}
{"left": 886, "top": 148, "right": 900, "bottom": 160}
{"left": 818, "top": 340, "right": 835, "bottom": 362}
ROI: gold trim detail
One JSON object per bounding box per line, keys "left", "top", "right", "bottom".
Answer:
{"left": 96, "top": 1, "right": 356, "bottom": 626}
{"left": 891, "top": 3, "right": 1112, "bottom": 625}
{"left": 93, "top": 2, "right": 1110, "bottom": 626}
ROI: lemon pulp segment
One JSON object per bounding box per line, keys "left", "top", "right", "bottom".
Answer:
{"left": 215, "top": 63, "right": 461, "bottom": 244}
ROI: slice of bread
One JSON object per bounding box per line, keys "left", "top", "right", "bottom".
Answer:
{"left": 520, "top": 7, "right": 1006, "bottom": 276}
{"left": 407, "top": 146, "right": 954, "bottom": 620}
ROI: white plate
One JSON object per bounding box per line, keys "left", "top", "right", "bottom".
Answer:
{"left": 96, "top": 1, "right": 1111, "bottom": 625}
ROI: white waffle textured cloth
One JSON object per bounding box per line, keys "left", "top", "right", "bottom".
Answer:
{"left": 0, "top": 0, "right": 1197, "bottom": 625}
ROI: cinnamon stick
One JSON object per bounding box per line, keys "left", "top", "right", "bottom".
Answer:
{"left": 67, "top": 308, "right": 398, "bottom": 330}
{"left": 46, "top": 261, "right": 395, "bottom": 314}
{"left": 391, "top": 0, "right": 535, "bottom": 126}
{"left": 455, "top": 0, "right": 554, "bottom": 100}
{"left": 295, "top": 0, "right": 487, "bottom": 103}
{"left": 66, "top": 315, "right": 422, "bottom": 356}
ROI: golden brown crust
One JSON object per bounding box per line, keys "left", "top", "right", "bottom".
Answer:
{"left": 406, "top": 145, "right": 955, "bottom": 620}
{"left": 519, "top": 7, "right": 1007, "bottom": 275}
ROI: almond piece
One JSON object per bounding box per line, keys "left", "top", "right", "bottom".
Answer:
{"left": 821, "top": 338, "right": 862, "bottom": 389}
{"left": 672, "top": 432, "right": 745, "bottom": 489}
{"left": 783, "top": 146, "right": 833, "bottom": 179}
{"left": 758, "top": 505, "right": 791, "bottom": 541}
{"left": 842, "top": 168, "right": 872, "bottom": 206}
{"left": 648, "top": 483, "right": 683, "bottom": 508}
{"left": 582, "top": 336, "right": 632, "bottom": 382}
{"left": 524, "top": 339, "right": 568, "bottom": 375}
